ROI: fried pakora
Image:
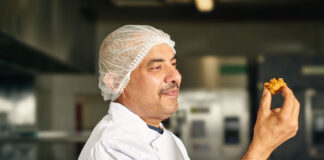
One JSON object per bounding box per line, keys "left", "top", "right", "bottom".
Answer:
{"left": 264, "top": 78, "right": 286, "bottom": 95}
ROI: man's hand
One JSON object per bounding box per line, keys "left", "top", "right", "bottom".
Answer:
{"left": 242, "top": 85, "right": 300, "bottom": 160}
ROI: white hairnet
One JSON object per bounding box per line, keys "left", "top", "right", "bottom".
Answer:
{"left": 98, "top": 25, "right": 176, "bottom": 101}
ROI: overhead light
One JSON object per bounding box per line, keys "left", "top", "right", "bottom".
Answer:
{"left": 195, "top": 0, "right": 214, "bottom": 12}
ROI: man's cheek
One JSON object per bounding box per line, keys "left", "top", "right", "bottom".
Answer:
{"left": 147, "top": 76, "right": 162, "bottom": 88}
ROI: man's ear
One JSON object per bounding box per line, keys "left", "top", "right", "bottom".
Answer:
{"left": 103, "top": 73, "right": 120, "bottom": 92}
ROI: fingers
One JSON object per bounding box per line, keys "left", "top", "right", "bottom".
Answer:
{"left": 281, "top": 85, "right": 296, "bottom": 115}
{"left": 259, "top": 85, "right": 300, "bottom": 122}
{"left": 292, "top": 97, "right": 300, "bottom": 123}
{"left": 280, "top": 85, "right": 300, "bottom": 131}
{"left": 271, "top": 108, "right": 281, "bottom": 114}
{"left": 259, "top": 88, "right": 272, "bottom": 115}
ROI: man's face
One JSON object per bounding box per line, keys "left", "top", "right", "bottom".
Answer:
{"left": 119, "top": 43, "right": 182, "bottom": 122}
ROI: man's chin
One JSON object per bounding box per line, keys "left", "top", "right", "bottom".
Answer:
{"left": 159, "top": 95, "right": 179, "bottom": 118}
{"left": 164, "top": 103, "right": 178, "bottom": 115}
{"left": 161, "top": 97, "right": 178, "bottom": 106}
{"left": 161, "top": 109, "right": 178, "bottom": 120}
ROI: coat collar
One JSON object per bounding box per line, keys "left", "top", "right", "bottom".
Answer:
{"left": 108, "top": 102, "right": 163, "bottom": 142}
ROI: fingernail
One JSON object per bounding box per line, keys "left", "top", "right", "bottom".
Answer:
{"left": 263, "top": 88, "right": 268, "bottom": 96}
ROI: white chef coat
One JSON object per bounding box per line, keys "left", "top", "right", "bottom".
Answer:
{"left": 78, "top": 102, "right": 190, "bottom": 160}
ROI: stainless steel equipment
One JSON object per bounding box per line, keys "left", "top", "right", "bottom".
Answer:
{"left": 305, "top": 89, "right": 324, "bottom": 159}
{"left": 170, "top": 89, "right": 249, "bottom": 160}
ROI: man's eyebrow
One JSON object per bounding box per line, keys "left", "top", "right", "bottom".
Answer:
{"left": 147, "top": 58, "right": 164, "bottom": 66}
{"left": 147, "top": 55, "right": 177, "bottom": 66}
{"left": 171, "top": 55, "right": 177, "bottom": 61}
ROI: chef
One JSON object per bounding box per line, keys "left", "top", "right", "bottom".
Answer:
{"left": 78, "top": 25, "right": 300, "bottom": 160}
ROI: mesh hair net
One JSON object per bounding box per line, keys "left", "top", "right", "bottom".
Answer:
{"left": 98, "top": 25, "right": 176, "bottom": 101}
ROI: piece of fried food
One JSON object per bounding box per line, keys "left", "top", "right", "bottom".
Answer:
{"left": 264, "top": 78, "right": 286, "bottom": 95}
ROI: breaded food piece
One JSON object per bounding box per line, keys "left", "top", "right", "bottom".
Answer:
{"left": 264, "top": 78, "right": 286, "bottom": 95}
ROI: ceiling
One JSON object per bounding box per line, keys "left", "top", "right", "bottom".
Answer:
{"left": 81, "top": 0, "right": 324, "bottom": 21}
{"left": 1, "top": 0, "right": 324, "bottom": 77}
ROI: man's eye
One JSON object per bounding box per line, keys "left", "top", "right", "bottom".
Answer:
{"left": 172, "top": 63, "right": 177, "bottom": 66}
{"left": 151, "top": 66, "right": 161, "bottom": 70}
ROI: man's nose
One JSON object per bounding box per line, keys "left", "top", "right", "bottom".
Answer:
{"left": 165, "top": 66, "right": 182, "bottom": 85}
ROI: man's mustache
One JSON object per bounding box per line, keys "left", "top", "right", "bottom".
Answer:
{"left": 159, "top": 82, "right": 179, "bottom": 95}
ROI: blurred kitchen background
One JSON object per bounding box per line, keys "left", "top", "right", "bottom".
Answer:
{"left": 1, "top": 0, "right": 324, "bottom": 159}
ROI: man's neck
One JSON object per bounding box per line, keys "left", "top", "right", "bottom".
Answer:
{"left": 144, "top": 119, "right": 161, "bottom": 128}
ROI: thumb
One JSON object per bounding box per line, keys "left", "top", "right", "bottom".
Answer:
{"left": 260, "top": 88, "right": 272, "bottom": 114}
